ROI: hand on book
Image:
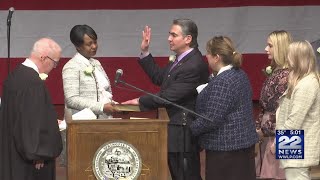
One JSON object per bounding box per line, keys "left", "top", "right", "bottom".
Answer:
{"left": 103, "top": 102, "right": 120, "bottom": 113}
{"left": 121, "top": 98, "right": 139, "bottom": 105}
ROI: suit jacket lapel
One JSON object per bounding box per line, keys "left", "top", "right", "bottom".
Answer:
{"left": 168, "top": 48, "right": 200, "bottom": 73}
{"left": 162, "top": 48, "right": 201, "bottom": 88}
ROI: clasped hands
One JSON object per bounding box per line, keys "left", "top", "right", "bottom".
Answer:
{"left": 33, "top": 160, "right": 44, "bottom": 170}
{"left": 256, "top": 128, "right": 276, "bottom": 154}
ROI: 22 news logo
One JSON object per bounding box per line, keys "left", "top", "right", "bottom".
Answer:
{"left": 275, "top": 130, "right": 304, "bottom": 159}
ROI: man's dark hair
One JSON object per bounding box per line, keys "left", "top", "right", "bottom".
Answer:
{"left": 70, "top": 24, "right": 97, "bottom": 47}
{"left": 173, "top": 19, "right": 198, "bottom": 48}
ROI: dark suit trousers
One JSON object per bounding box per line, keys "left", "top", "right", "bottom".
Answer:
{"left": 168, "top": 152, "right": 202, "bottom": 180}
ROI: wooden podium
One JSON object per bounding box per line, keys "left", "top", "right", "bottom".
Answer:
{"left": 65, "top": 108, "right": 169, "bottom": 180}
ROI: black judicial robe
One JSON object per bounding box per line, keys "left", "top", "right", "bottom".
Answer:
{"left": 0, "top": 65, "right": 62, "bottom": 180}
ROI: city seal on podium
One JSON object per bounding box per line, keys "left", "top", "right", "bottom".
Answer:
{"left": 92, "top": 140, "right": 142, "bottom": 180}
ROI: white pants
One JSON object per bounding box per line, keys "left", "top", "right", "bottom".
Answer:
{"left": 285, "top": 167, "right": 310, "bottom": 180}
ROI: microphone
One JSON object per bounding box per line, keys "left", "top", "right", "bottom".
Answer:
{"left": 7, "top": 7, "right": 14, "bottom": 26}
{"left": 114, "top": 69, "right": 123, "bottom": 84}
{"left": 115, "top": 70, "right": 212, "bottom": 122}
{"left": 7, "top": 7, "right": 15, "bottom": 75}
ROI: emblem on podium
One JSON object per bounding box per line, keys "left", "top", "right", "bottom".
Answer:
{"left": 93, "top": 140, "right": 142, "bottom": 180}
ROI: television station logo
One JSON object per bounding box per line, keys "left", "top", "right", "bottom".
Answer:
{"left": 275, "top": 130, "right": 304, "bottom": 159}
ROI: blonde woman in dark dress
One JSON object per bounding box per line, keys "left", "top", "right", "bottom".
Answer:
{"left": 255, "top": 30, "right": 292, "bottom": 179}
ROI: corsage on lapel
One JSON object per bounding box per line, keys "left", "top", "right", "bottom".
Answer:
{"left": 169, "top": 55, "right": 176, "bottom": 62}
{"left": 39, "top": 73, "right": 48, "bottom": 80}
{"left": 84, "top": 65, "right": 94, "bottom": 75}
{"left": 262, "top": 65, "right": 272, "bottom": 76}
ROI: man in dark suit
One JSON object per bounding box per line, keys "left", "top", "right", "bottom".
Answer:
{"left": 122, "top": 19, "right": 209, "bottom": 180}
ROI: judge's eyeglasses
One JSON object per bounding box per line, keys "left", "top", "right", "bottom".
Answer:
{"left": 46, "top": 56, "right": 59, "bottom": 68}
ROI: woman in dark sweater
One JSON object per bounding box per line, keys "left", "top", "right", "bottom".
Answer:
{"left": 190, "top": 36, "right": 258, "bottom": 180}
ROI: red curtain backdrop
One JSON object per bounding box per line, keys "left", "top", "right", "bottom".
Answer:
{"left": 0, "top": 55, "right": 269, "bottom": 104}
{"left": 1, "top": 0, "right": 320, "bottom": 10}
{"left": 2, "top": 0, "right": 315, "bottom": 104}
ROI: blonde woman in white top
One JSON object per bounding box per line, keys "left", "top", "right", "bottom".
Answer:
{"left": 276, "top": 40, "right": 320, "bottom": 180}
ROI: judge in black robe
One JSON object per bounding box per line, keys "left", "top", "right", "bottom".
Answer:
{"left": 0, "top": 38, "right": 63, "bottom": 180}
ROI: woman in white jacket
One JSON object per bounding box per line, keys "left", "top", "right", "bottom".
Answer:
{"left": 276, "top": 40, "right": 320, "bottom": 180}
{"left": 63, "top": 24, "right": 117, "bottom": 118}
{"left": 60, "top": 25, "right": 118, "bottom": 166}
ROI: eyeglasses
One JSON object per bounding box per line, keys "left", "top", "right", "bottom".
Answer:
{"left": 46, "top": 56, "right": 59, "bottom": 68}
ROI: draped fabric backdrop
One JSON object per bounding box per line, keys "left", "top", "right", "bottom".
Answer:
{"left": 1, "top": 0, "right": 320, "bottom": 104}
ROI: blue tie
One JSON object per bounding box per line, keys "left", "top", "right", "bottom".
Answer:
{"left": 169, "top": 59, "right": 179, "bottom": 72}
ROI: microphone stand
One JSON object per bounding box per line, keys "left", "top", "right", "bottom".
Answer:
{"left": 7, "top": 18, "right": 12, "bottom": 75}
{"left": 117, "top": 78, "right": 207, "bottom": 179}
{"left": 116, "top": 79, "right": 212, "bottom": 122}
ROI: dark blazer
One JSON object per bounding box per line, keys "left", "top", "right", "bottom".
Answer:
{"left": 311, "top": 39, "right": 320, "bottom": 70}
{"left": 138, "top": 48, "right": 209, "bottom": 152}
{"left": 191, "top": 68, "right": 258, "bottom": 151}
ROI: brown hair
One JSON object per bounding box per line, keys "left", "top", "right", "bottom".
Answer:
{"left": 206, "top": 36, "right": 242, "bottom": 69}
